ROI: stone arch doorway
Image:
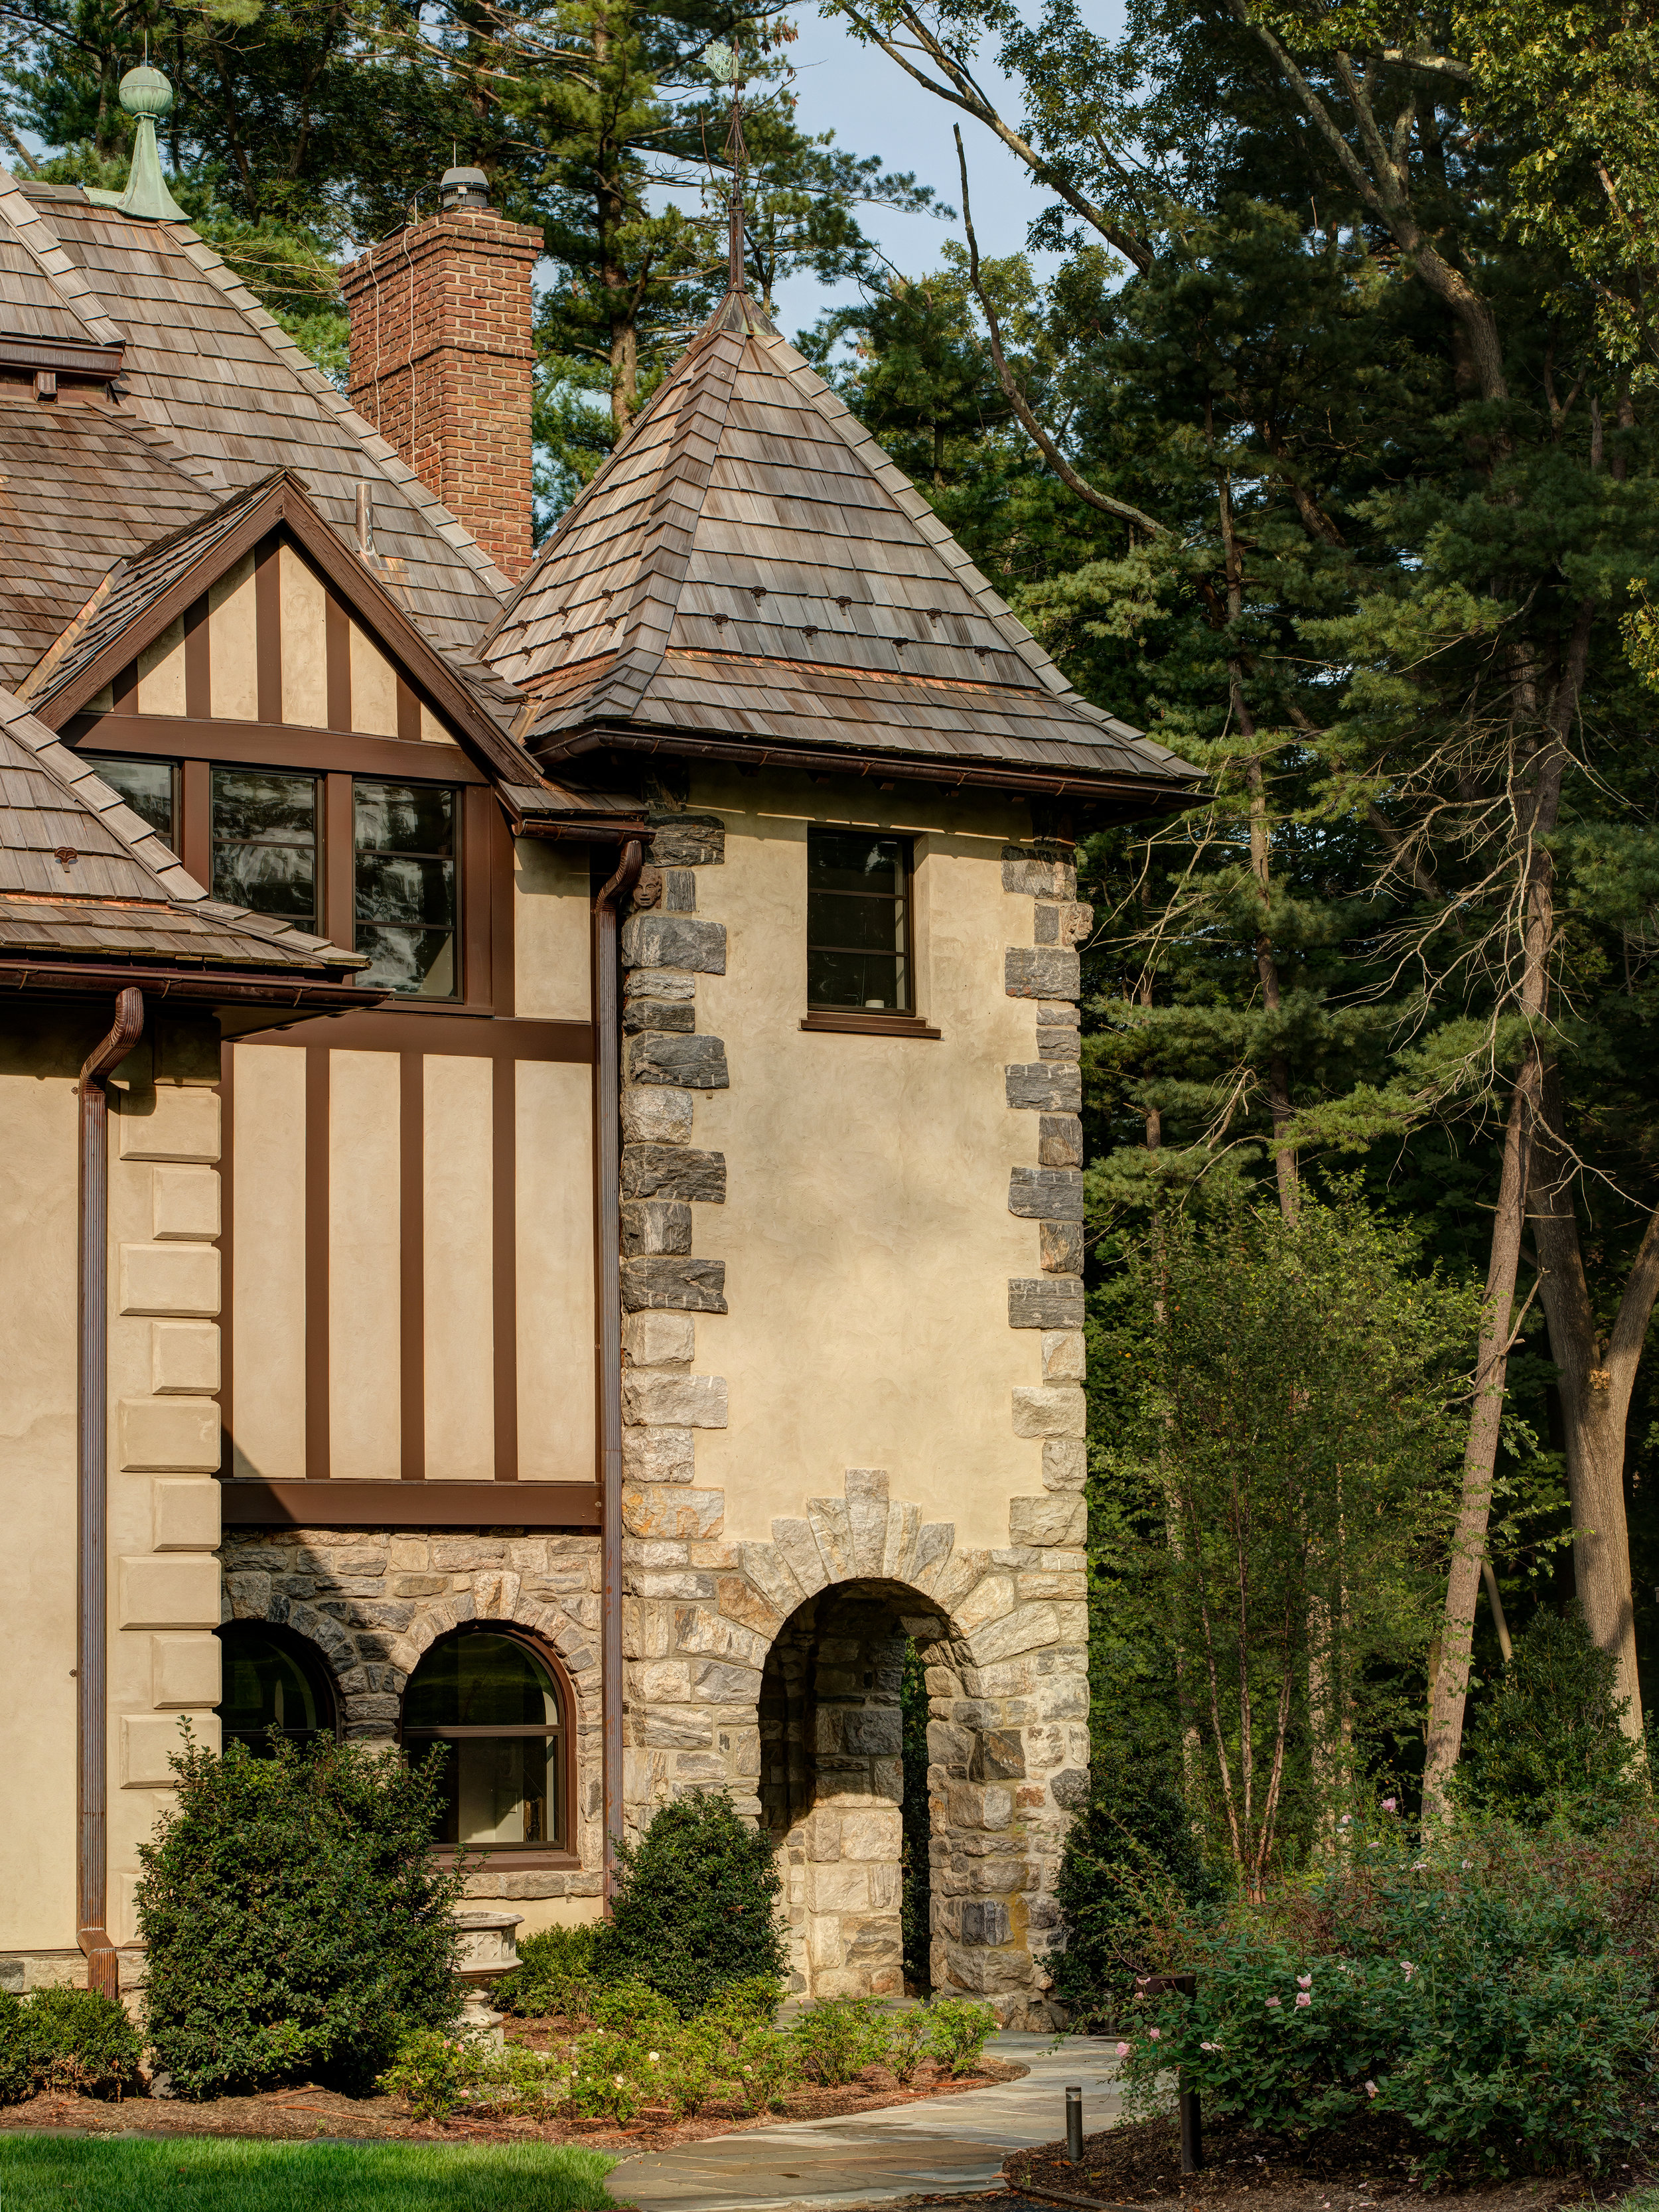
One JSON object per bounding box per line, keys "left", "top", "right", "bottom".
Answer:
{"left": 759, "top": 1580, "right": 958, "bottom": 2002}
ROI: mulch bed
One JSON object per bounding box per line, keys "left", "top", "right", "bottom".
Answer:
{"left": 0, "top": 2047, "right": 1023, "bottom": 2150}
{"left": 1006, "top": 2118, "right": 1652, "bottom": 2212}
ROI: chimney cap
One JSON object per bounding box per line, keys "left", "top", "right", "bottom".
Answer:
{"left": 440, "top": 165, "right": 491, "bottom": 213}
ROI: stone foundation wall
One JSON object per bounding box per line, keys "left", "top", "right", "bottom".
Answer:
{"left": 219, "top": 1525, "right": 603, "bottom": 1903}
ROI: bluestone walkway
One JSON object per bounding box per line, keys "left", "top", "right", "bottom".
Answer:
{"left": 605, "top": 2033, "right": 1125, "bottom": 2212}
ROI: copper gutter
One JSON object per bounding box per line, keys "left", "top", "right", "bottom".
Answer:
{"left": 78, "top": 986, "right": 145, "bottom": 1998}
{"left": 593, "top": 840, "right": 643, "bottom": 1909}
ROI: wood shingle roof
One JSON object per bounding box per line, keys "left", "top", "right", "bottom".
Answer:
{"left": 488, "top": 291, "right": 1200, "bottom": 802}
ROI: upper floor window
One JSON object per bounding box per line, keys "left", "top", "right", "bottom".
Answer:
{"left": 354, "top": 779, "right": 458, "bottom": 997}
{"left": 402, "top": 1627, "right": 566, "bottom": 1850}
{"left": 86, "top": 753, "right": 176, "bottom": 845}
{"left": 806, "top": 827, "right": 912, "bottom": 1013}
{"left": 212, "top": 767, "right": 319, "bottom": 930}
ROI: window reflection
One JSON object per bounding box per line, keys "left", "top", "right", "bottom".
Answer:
{"left": 85, "top": 754, "right": 177, "bottom": 848}
{"left": 354, "top": 779, "right": 458, "bottom": 997}
{"left": 403, "top": 1629, "right": 564, "bottom": 1849}
{"left": 211, "top": 767, "right": 319, "bottom": 927}
{"left": 217, "top": 1624, "right": 336, "bottom": 1754}
{"left": 806, "top": 829, "right": 912, "bottom": 1010}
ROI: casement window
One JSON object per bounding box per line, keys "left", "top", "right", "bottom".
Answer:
{"left": 401, "top": 1627, "right": 567, "bottom": 1850}
{"left": 216, "top": 1623, "right": 338, "bottom": 1753}
{"left": 81, "top": 751, "right": 463, "bottom": 1001}
{"left": 806, "top": 827, "right": 914, "bottom": 1013}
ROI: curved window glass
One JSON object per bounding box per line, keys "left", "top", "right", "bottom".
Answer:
{"left": 217, "top": 1623, "right": 336, "bottom": 1753}
{"left": 403, "top": 1629, "right": 565, "bottom": 1850}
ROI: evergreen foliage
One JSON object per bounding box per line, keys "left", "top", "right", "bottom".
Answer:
{"left": 0, "top": 1986, "right": 142, "bottom": 2104}
{"left": 1460, "top": 1605, "right": 1648, "bottom": 1830}
{"left": 600, "top": 1792, "right": 787, "bottom": 2016}
{"left": 1052, "top": 1776, "right": 1219, "bottom": 2027}
{"left": 134, "top": 1732, "right": 465, "bottom": 2099}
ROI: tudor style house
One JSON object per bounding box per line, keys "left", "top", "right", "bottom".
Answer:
{"left": 0, "top": 75, "right": 1197, "bottom": 2024}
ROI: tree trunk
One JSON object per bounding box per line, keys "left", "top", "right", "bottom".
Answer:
{"left": 1533, "top": 1069, "right": 1659, "bottom": 1738}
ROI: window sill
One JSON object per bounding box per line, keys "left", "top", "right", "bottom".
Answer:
{"left": 800, "top": 1009, "right": 941, "bottom": 1040}
{"left": 433, "top": 1846, "right": 585, "bottom": 1871}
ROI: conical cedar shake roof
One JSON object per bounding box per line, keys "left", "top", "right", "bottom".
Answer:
{"left": 486, "top": 293, "right": 1199, "bottom": 804}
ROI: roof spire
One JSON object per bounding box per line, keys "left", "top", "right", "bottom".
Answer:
{"left": 706, "top": 40, "right": 747, "bottom": 295}
{"left": 85, "top": 64, "right": 187, "bottom": 223}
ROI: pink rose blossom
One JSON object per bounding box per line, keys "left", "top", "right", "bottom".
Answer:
{"left": 1400, "top": 1961, "right": 1415, "bottom": 1980}
{"left": 1366, "top": 2082, "right": 1378, "bottom": 2100}
{"left": 1149, "top": 2029, "right": 1161, "bottom": 2041}
{"left": 1115, "top": 2042, "right": 1131, "bottom": 2058}
{"left": 1382, "top": 1797, "right": 1398, "bottom": 1812}
{"left": 1265, "top": 1997, "right": 1281, "bottom": 2009}
{"left": 1295, "top": 1993, "right": 1311, "bottom": 2008}
{"left": 1297, "top": 1975, "right": 1312, "bottom": 1990}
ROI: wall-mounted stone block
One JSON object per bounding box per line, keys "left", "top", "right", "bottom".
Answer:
{"left": 1008, "top": 1278, "right": 1084, "bottom": 1330}
{"left": 123, "top": 1710, "right": 217, "bottom": 1787}
{"left": 119, "top": 1554, "right": 221, "bottom": 1630}
{"left": 1005, "top": 1063, "right": 1082, "bottom": 1112}
{"left": 648, "top": 813, "right": 726, "bottom": 867}
{"left": 117, "top": 1085, "right": 220, "bottom": 1163}
{"left": 151, "top": 1163, "right": 220, "bottom": 1241}
{"left": 1039, "top": 1114, "right": 1082, "bottom": 1168}
{"left": 624, "top": 967, "right": 697, "bottom": 1001}
{"left": 621, "top": 1145, "right": 727, "bottom": 1203}
{"left": 1011, "top": 1386, "right": 1086, "bottom": 1439}
{"left": 620, "top": 915, "right": 727, "bottom": 974}
{"left": 1008, "top": 1168, "right": 1083, "bottom": 1222}
{"left": 1005, "top": 947, "right": 1080, "bottom": 1001}
{"left": 1042, "top": 1438, "right": 1086, "bottom": 1492}
{"left": 118, "top": 1396, "right": 220, "bottom": 1472}
{"left": 152, "top": 1478, "right": 221, "bottom": 1551}
{"left": 664, "top": 869, "right": 697, "bottom": 913}
{"left": 623, "top": 1000, "right": 695, "bottom": 1034}
{"left": 623, "top": 1311, "right": 695, "bottom": 1369}
{"left": 620, "top": 1256, "right": 727, "bottom": 1313}
{"left": 620, "top": 1200, "right": 693, "bottom": 1256}
{"left": 1001, "top": 846, "right": 1076, "bottom": 900}
{"left": 1009, "top": 1496, "right": 1088, "bottom": 1548}
{"left": 622, "top": 1485, "right": 725, "bottom": 1540}
{"left": 151, "top": 1633, "right": 222, "bottom": 1708}
{"left": 960, "top": 1900, "right": 1012, "bottom": 1945}
{"left": 119, "top": 1243, "right": 220, "bottom": 1317}
{"left": 622, "top": 1371, "right": 729, "bottom": 1429}
{"left": 626, "top": 1033, "right": 729, "bottom": 1090}
{"left": 623, "top": 1426, "right": 695, "bottom": 1483}
{"left": 621, "top": 1088, "right": 694, "bottom": 1144}
{"left": 150, "top": 1320, "right": 219, "bottom": 1396}
{"left": 1041, "top": 1329, "right": 1086, "bottom": 1382}
{"left": 1040, "top": 1221, "right": 1084, "bottom": 1274}
{"left": 1035, "top": 902, "right": 1094, "bottom": 947}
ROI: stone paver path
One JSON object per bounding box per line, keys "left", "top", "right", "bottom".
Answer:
{"left": 605, "top": 2034, "right": 1124, "bottom": 2212}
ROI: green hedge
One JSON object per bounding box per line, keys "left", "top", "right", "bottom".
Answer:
{"left": 135, "top": 1731, "right": 466, "bottom": 2099}
{"left": 600, "top": 1793, "right": 788, "bottom": 2017}
{"left": 0, "top": 1987, "right": 142, "bottom": 2104}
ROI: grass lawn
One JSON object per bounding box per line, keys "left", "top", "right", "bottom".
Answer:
{"left": 0, "top": 2134, "right": 620, "bottom": 2209}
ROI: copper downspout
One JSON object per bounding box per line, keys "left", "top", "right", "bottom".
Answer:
{"left": 78, "top": 986, "right": 145, "bottom": 1998}
{"left": 593, "top": 842, "right": 642, "bottom": 1910}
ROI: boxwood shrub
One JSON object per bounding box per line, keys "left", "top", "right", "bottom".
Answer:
{"left": 135, "top": 1730, "right": 466, "bottom": 2099}
{"left": 601, "top": 1793, "right": 786, "bottom": 2016}
{"left": 0, "top": 1987, "right": 142, "bottom": 2104}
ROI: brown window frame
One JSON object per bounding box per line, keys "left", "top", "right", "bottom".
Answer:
{"left": 801, "top": 826, "right": 940, "bottom": 1039}
{"left": 72, "top": 733, "right": 504, "bottom": 1014}
{"left": 216, "top": 1619, "right": 342, "bottom": 1753}
{"left": 400, "top": 1622, "right": 581, "bottom": 1870}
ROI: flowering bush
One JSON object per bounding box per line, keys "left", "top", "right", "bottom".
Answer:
{"left": 1117, "top": 1814, "right": 1659, "bottom": 2174}
{"left": 790, "top": 1997, "right": 889, "bottom": 2085}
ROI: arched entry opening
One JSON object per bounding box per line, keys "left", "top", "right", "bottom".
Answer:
{"left": 758, "top": 1580, "right": 959, "bottom": 2001}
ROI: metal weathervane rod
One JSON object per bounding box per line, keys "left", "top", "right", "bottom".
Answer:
{"left": 707, "top": 38, "right": 747, "bottom": 292}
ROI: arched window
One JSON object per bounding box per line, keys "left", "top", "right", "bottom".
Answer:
{"left": 402, "top": 1627, "right": 567, "bottom": 1851}
{"left": 217, "top": 1623, "right": 337, "bottom": 1754}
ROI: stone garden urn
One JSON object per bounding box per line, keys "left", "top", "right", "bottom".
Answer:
{"left": 451, "top": 1909, "right": 523, "bottom": 2048}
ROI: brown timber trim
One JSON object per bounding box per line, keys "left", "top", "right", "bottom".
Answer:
{"left": 305, "top": 1045, "right": 330, "bottom": 1482}
{"left": 800, "top": 1009, "right": 942, "bottom": 1040}
{"left": 399, "top": 1048, "right": 425, "bottom": 1481}
{"left": 254, "top": 542, "right": 281, "bottom": 724}
{"left": 462, "top": 784, "right": 492, "bottom": 1003}
{"left": 325, "top": 594, "right": 351, "bottom": 733}
{"left": 490, "top": 802, "right": 516, "bottom": 1020}
{"left": 183, "top": 599, "right": 210, "bottom": 722}
{"left": 243, "top": 1011, "right": 591, "bottom": 1059}
{"left": 324, "top": 771, "right": 354, "bottom": 948}
{"left": 62, "top": 715, "right": 489, "bottom": 787}
{"left": 396, "top": 676, "right": 421, "bottom": 744}
{"left": 180, "top": 757, "right": 211, "bottom": 887}
{"left": 0, "top": 962, "right": 383, "bottom": 1009}
{"left": 113, "top": 660, "right": 137, "bottom": 716}
{"left": 492, "top": 1053, "right": 518, "bottom": 1479}
{"left": 217, "top": 1480, "right": 601, "bottom": 1528}
{"left": 218, "top": 1041, "right": 234, "bottom": 1473}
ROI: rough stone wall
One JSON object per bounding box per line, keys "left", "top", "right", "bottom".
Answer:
{"left": 340, "top": 210, "right": 541, "bottom": 581}
{"left": 218, "top": 1526, "right": 603, "bottom": 1905}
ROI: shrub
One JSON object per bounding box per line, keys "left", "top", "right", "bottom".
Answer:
{"left": 732, "top": 2024, "right": 801, "bottom": 2113}
{"left": 924, "top": 1998, "right": 997, "bottom": 2077}
{"left": 498, "top": 1925, "right": 604, "bottom": 2019}
{"left": 601, "top": 1793, "right": 786, "bottom": 2017}
{"left": 790, "top": 1998, "right": 888, "bottom": 2085}
{"left": 0, "top": 1987, "right": 142, "bottom": 2104}
{"left": 885, "top": 2010, "right": 930, "bottom": 2083}
{"left": 1118, "top": 1815, "right": 1659, "bottom": 2175}
{"left": 1459, "top": 1605, "right": 1646, "bottom": 1832}
{"left": 135, "top": 1731, "right": 467, "bottom": 2099}
{"left": 1054, "top": 1775, "right": 1220, "bottom": 2027}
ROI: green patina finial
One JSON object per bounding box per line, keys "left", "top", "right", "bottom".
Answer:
{"left": 85, "top": 63, "right": 188, "bottom": 223}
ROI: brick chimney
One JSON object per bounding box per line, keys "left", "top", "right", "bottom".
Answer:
{"left": 341, "top": 169, "right": 541, "bottom": 582}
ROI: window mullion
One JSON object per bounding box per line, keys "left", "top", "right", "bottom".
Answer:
{"left": 325, "top": 771, "right": 354, "bottom": 949}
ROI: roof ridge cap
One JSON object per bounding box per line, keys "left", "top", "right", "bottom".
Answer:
{"left": 0, "top": 172, "right": 127, "bottom": 347}
{"left": 169, "top": 229, "right": 512, "bottom": 601}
